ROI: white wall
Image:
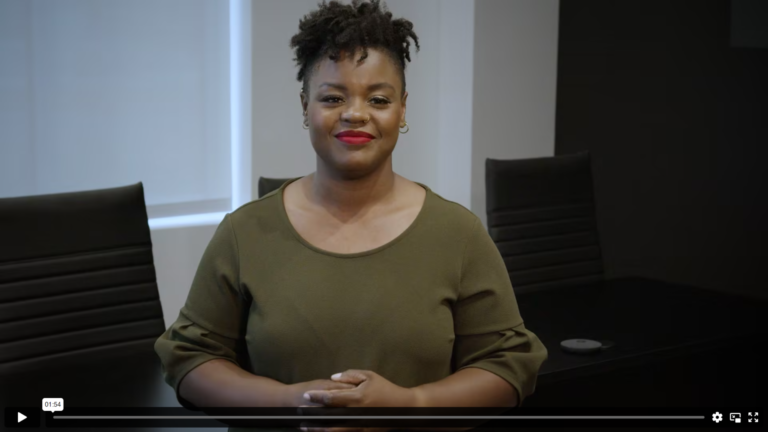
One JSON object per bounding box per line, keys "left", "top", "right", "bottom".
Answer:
{"left": 151, "top": 225, "right": 218, "bottom": 326}
{"left": 436, "top": 0, "right": 475, "bottom": 210}
{"left": 471, "top": 0, "right": 560, "bottom": 227}
{"left": 249, "top": 0, "right": 319, "bottom": 183}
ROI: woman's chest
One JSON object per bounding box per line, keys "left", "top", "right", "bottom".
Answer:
{"left": 286, "top": 210, "right": 420, "bottom": 254}
{"left": 282, "top": 181, "right": 425, "bottom": 255}
{"left": 240, "top": 261, "right": 458, "bottom": 378}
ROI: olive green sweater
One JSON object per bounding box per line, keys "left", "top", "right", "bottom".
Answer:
{"left": 155, "top": 177, "right": 548, "bottom": 429}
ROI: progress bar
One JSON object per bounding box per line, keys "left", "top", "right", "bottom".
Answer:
{"left": 54, "top": 415, "right": 705, "bottom": 420}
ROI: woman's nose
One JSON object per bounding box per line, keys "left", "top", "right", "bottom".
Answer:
{"left": 340, "top": 102, "right": 369, "bottom": 124}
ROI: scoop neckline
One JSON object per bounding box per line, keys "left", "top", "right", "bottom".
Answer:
{"left": 276, "top": 176, "right": 431, "bottom": 258}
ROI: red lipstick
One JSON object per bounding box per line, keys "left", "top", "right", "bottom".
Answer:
{"left": 335, "top": 130, "right": 375, "bottom": 145}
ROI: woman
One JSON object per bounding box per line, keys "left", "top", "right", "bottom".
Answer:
{"left": 155, "top": 0, "right": 547, "bottom": 428}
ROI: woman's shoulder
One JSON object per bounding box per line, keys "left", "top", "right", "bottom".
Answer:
{"left": 225, "top": 182, "right": 293, "bottom": 236}
{"left": 232, "top": 189, "right": 283, "bottom": 214}
{"left": 414, "top": 181, "right": 482, "bottom": 233}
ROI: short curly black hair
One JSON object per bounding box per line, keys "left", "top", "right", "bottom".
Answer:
{"left": 290, "top": 0, "right": 419, "bottom": 97}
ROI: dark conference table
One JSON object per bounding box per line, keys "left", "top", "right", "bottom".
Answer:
{"left": 520, "top": 277, "right": 766, "bottom": 407}
{"left": 2, "top": 277, "right": 765, "bottom": 430}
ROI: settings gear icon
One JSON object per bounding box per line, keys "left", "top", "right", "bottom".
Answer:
{"left": 712, "top": 412, "right": 723, "bottom": 423}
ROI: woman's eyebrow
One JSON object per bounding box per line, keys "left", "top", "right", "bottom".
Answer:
{"left": 367, "top": 82, "right": 395, "bottom": 92}
{"left": 318, "top": 82, "right": 346, "bottom": 91}
{"left": 318, "top": 82, "right": 395, "bottom": 92}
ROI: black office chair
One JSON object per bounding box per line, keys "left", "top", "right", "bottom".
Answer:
{"left": 485, "top": 152, "right": 604, "bottom": 294}
{"left": 258, "top": 177, "right": 293, "bottom": 198}
{"left": 0, "top": 183, "right": 165, "bottom": 376}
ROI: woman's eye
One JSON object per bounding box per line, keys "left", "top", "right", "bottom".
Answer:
{"left": 321, "top": 96, "right": 344, "bottom": 103}
{"left": 370, "top": 97, "right": 390, "bottom": 105}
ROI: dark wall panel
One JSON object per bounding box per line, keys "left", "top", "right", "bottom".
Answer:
{"left": 555, "top": 0, "right": 768, "bottom": 299}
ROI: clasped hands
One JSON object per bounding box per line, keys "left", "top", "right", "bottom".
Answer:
{"left": 296, "top": 369, "right": 419, "bottom": 432}
{"left": 303, "top": 369, "right": 418, "bottom": 408}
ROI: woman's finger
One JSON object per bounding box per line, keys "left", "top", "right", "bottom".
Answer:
{"left": 304, "top": 389, "right": 356, "bottom": 407}
{"left": 326, "top": 381, "right": 357, "bottom": 390}
{"left": 303, "top": 390, "right": 332, "bottom": 406}
{"left": 330, "top": 370, "right": 371, "bottom": 385}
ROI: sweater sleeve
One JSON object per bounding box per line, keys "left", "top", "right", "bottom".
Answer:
{"left": 154, "top": 213, "right": 250, "bottom": 409}
{"left": 452, "top": 218, "right": 548, "bottom": 406}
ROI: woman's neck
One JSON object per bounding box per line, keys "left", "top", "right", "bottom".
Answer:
{"left": 307, "top": 162, "right": 399, "bottom": 219}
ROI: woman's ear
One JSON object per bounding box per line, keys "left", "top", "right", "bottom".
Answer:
{"left": 300, "top": 90, "right": 308, "bottom": 113}
{"left": 400, "top": 91, "right": 408, "bottom": 124}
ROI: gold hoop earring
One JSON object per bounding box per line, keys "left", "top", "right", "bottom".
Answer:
{"left": 302, "top": 111, "right": 309, "bottom": 130}
{"left": 399, "top": 121, "right": 409, "bottom": 134}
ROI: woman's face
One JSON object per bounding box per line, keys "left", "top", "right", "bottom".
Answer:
{"left": 301, "top": 48, "right": 407, "bottom": 179}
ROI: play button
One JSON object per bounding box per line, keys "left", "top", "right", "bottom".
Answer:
{"left": 4, "top": 408, "right": 40, "bottom": 428}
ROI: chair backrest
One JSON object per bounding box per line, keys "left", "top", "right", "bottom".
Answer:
{"left": 0, "top": 183, "right": 165, "bottom": 375}
{"left": 258, "top": 177, "right": 293, "bottom": 198}
{"left": 485, "top": 152, "right": 604, "bottom": 294}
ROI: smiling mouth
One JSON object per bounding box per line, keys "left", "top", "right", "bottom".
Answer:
{"left": 336, "top": 136, "right": 373, "bottom": 145}
{"left": 334, "top": 129, "right": 375, "bottom": 145}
